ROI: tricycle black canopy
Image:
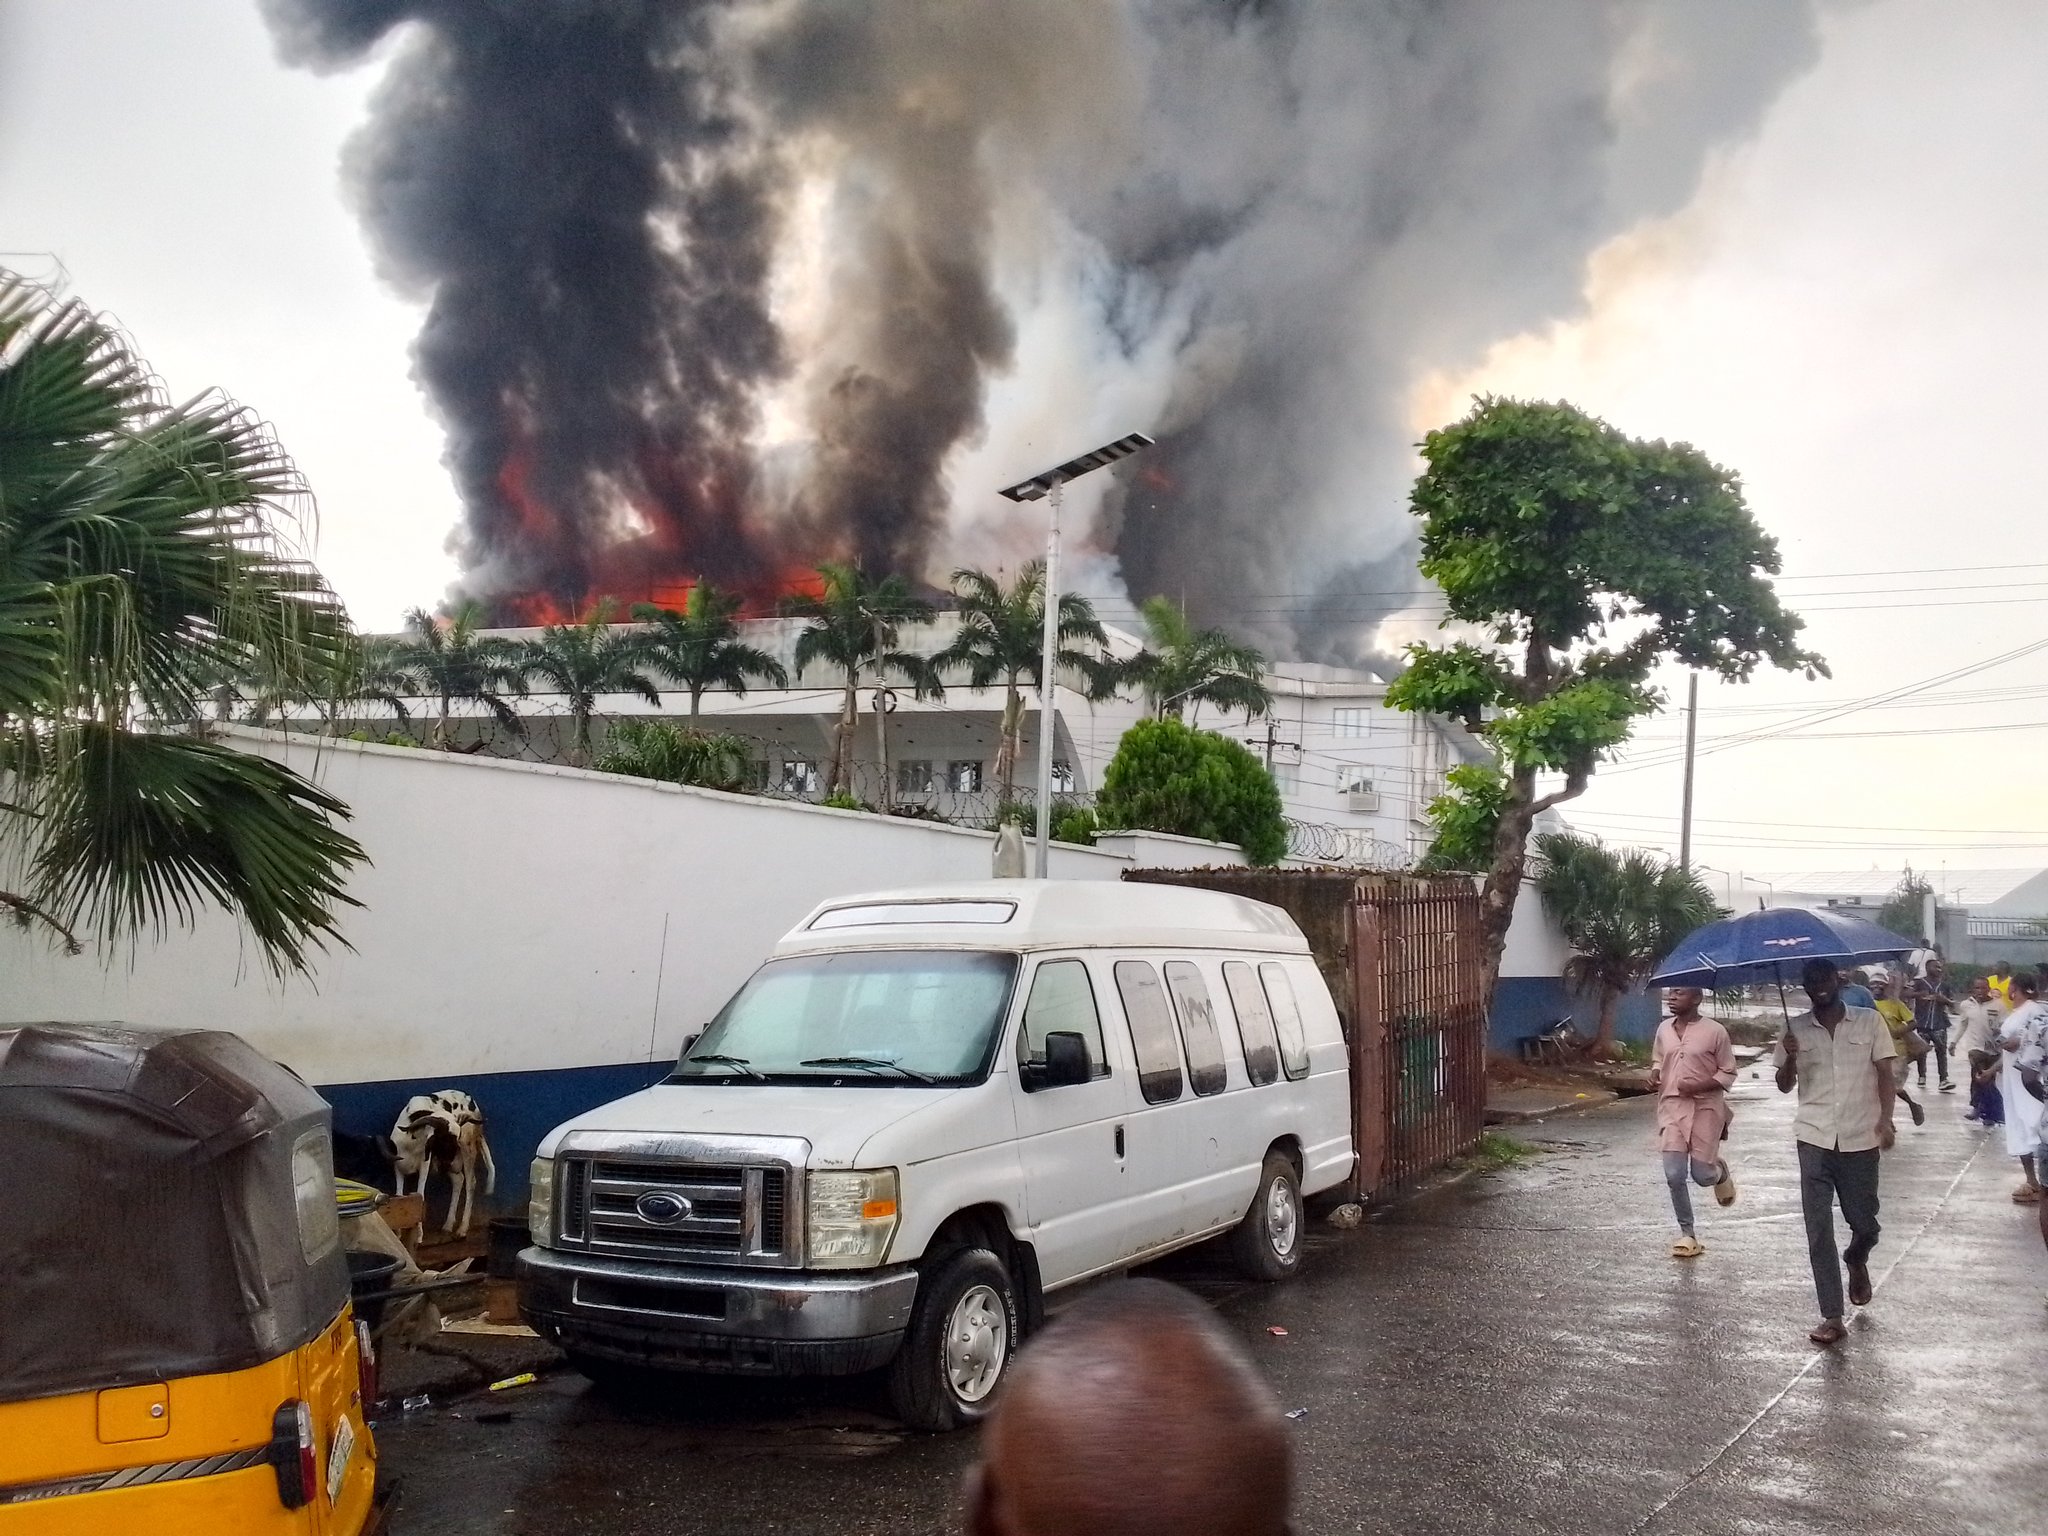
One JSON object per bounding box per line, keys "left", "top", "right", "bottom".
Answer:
{"left": 0, "top": 1021, "right": 349, "bottom": 1403}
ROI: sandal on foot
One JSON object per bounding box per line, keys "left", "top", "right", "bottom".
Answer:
{"left": 1809, "top": 1319, "right": 1847, "bottom": 1347}
{"left": 1671, "top": 1236, "right": 1705, "bottom": 1259}
{"left": 1714, "top": 1165, "right": 1738, "bottom": 1207}
{"left": 2015, "top": 1186, "right": 2044, "bottom": 1204}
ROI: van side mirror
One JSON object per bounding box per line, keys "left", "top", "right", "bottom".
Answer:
{"left": 1043, "top": 1031, "right": 1091, "bottom": 1089}
{"left": 679, "top": 1032, "right": 701, "bottom": 1058}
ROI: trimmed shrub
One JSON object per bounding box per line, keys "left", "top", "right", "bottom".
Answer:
{"left": 1096, "top": 718, "right": 1287, "bottom": 866}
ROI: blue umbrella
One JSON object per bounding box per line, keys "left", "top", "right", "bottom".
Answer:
{"left": 1648, "top": 906, "right": 1920, "bottom": 990}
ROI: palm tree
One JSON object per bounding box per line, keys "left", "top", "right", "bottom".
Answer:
{"left": 0, "top": 269, "right": 366, "bottom": 972}
{"left": 516, "top": 597, "right": 662, "bottom": 765}
{"left": 392, "top": 600, "right": 531, "bottom": 748}
{"left": 1533, "top": 831, "right": 1723, "bottom": 1057}
{"left": 329, "top": 635, "right": 420, "bottom": 734}
{"left": 632, "top": 584, "right": 787, "bottom": 716}
{"left": 787, "top": 563, "right": 941, "bottom": 796}
{"left": 935, "top": 562, "right": 1118, "bottom": 801}
{"left": 1120, "top": 595, "right": 1272, "bottom": 723}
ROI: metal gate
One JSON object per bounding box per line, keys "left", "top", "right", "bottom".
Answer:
{"left": 1347, "top": 878, "right": 1487, "bottom": 1196}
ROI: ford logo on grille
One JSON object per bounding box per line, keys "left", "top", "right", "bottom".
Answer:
{"left": 635, "top": 1191, "right": 694, "bottom": 1225}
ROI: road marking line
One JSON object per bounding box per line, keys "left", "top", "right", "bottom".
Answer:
{"left": 1625, "top": 1135, "right": 1991, "bottom": 1535}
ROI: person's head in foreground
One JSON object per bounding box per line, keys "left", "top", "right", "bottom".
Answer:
{"left": 965, "top": 1279, "right": 1292, "bottom": 1536}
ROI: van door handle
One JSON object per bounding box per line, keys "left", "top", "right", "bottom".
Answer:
{"left": 1114, "top": 1124, "right": 1125, "bottom": 1159}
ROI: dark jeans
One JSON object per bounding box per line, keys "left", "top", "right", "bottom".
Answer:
{"left": 1797, "top": 1141, "right": 1881, "bottom": 1321}
{"left": 1915, "top": 1028, "right": 1950, "bottom": 1084}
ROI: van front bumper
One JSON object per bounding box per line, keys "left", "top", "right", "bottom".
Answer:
{"left": 517, "top": 1246, "right": 919, "bottom": 1376}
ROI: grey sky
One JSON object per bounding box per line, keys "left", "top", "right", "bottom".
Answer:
{"left": 2, "top": 0, "right": 2041, "bottom": 881}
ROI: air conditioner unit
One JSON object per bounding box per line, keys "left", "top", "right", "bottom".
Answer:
{"left": 1346, "top": 787, "right": 1380, "bottom": 814}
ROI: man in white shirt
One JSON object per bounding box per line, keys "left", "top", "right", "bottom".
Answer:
{"left": 1774, "top": 958, "right": 1898, "bottom": 1347}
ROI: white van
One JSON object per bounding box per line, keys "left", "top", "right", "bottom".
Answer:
{"left": 517, "top": 880, "right": 1354, "bottom": 1429}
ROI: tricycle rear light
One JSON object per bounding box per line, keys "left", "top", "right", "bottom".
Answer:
{"left": 269, "top": 1399, "right": 317, "bottom": 1509}
{"left": 355, "top": 1318, "right": 380, "bottom": 1408}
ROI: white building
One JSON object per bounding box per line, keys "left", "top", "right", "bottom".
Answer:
{"left": 344, "top": 615, "right": 1491, "bottom": 868}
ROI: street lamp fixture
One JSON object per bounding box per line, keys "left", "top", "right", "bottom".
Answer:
{"left": 998, "top": 432, "right": 1155, "bottom": 877}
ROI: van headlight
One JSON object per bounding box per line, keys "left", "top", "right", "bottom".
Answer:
{"left": 805, "top": 1169, "right": 899, "bottom": 1269}
{"left": 528, "top": 1157, "right": 555, "bottom": 1246}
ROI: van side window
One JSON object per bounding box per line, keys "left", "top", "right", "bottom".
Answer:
{"left": 1017, "top": 960, "right": 1109, "bottom": 1086}
{"left": 1114, "top": 961, "right": 1184, "bottom": 1105}
{"left": 1260, "top": 963, "right": 1312, "bottom": 1081}
{"left": 1163, "top": 962, "right": 1228, "bottom": 1097}
{"left": 1222, "top": 962, "right": 1281, "bottom": 1086}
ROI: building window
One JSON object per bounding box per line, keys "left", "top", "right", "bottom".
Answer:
{"left": 1051, "top": 758, "right": 1075, "bottom": 793}
{"left": 948, "top": 760, "right": 984, "bottom": 793}
{"left": 1336, "top": 766, "right": 1374, "bottom": 795}
{"left": 896, "top": 759, "right": 935, "bottom": 795}
{"left": 779, "top": 758, "right": 819, "bottom": 795}
{"left": 741, "top": 760, "right": 769, "bottom": 792}
{"left": 1331, "top": 707, "right": 1373, "bottom": 738}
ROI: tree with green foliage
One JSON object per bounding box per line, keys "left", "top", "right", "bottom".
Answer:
{"left": 1533, "top": 831, "right": 1723, "bottom": 1056}
{"left": 1878, "top": 867, "right": 1935, "bottom": 944}
{"left": 1120, "top": 596, "right": 1272, "bottom": 723}
{"left": 1385, "top": 397, "right": 1823, "bottom": 989}
{"left": 516, "top": 597, "right": 663, "bottom": 765}
{"left": 0, "top": 271, "right": 365, "bottom": 971}
{"left": 1415, "top": 762, "right": 1511, "bottom": 873}
{"left": 936, "top": 562, "right": 1118, "bottom": 800}
{"left": 393, "top": 600, "right": 531, "bottom": 747}
{"left": 787, "top": 563, "right": 942, "bottom": 795}
{"left": 1096, "top": 718, "right": 1288, "bottom": 865}
{"left": 632, "top": 583, "right": 788, "bottom": 716}
{"left": 593, "top": 720, "right": 754, "bottom": 792}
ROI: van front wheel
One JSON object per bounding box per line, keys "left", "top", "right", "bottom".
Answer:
{"left": 1230, "top": 1153, "right": 1305, "bottom": 1281}
{"left": 886, "top": 1246, "right": 1017, "bottom": 1432}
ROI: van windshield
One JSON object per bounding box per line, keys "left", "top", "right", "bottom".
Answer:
{"left": 671, "top": 950, "right": 1019, "bottom": 1086}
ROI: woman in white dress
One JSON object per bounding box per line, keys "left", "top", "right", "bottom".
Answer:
{"left": 1999, "top": 973, "right": 2047, "bottom": 1201}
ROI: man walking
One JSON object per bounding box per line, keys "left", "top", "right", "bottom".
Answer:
{"left": 1907, "top": 958, "right": 1957, "bottom": 1092}
{"left": 1775, "top": 958, "right": 1897, "bottom": 1347}
{"left": 1651, "top": 986, "right": 1737, "bottom": 1258}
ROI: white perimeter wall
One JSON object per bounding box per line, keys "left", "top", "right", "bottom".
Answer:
{"left": 0, "top": 730, "right": 1147, "bottom": 1087}
{"left": 0, "top": 728, "right": 1560, "bottom": 1085}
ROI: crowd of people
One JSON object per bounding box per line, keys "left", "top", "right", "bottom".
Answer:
{"left": 1651, "top": 954, "right": 2048, "bottom": 1347}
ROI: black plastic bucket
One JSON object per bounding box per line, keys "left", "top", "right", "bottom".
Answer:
{"left": 486, "top": 1215, "right": 530, "bottom": 1280}
{"left": 346, "top": 1249, "right": 404, "bottom": 1330}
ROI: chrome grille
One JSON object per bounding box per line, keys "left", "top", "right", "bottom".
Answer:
{"left": 551, "top": 1139, "right": 800, "bottom": 1268}
{"left": 561, "top": 1158, "right": 591, "bottom": 1242}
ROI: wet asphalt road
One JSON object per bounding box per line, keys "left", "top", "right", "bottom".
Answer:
{"left": 375, "top": 1076, "right": 2048, "bottom": 1535}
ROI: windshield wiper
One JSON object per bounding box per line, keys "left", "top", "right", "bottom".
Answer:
{"left": 799, "top": 1055, "right": 936, "bottom": 1083}
{"left": 682, "top": 1053, "right": 762, "bottom": 1079}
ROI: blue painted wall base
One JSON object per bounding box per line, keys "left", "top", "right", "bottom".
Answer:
{"left": 319, "top": 1059, "right": 672, "bottom": 1216}
{"left": 1489, "top": 977, "right": 1662, "bottom": 1054}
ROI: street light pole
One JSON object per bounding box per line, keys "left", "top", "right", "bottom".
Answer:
{"left": 1031, "top": 479, "right": 1065, "bottom": 876}
{"left": 999, "top": 432, "right": 1155, "bottom": 878}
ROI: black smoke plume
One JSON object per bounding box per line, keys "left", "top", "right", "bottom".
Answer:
{"left": 265, "top": 0, "right": 1822, "bottom": 651}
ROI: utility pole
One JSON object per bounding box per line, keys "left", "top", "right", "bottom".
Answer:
{"left": 1260, "top": 716, "right": 1299, "bottom": 770}
{"left": 1678, "top": 672, "right": 1699, "bottom": 873}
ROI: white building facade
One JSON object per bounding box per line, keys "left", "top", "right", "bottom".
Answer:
{"left": 343, "top": 615, "right": 1490, "bottom": 868}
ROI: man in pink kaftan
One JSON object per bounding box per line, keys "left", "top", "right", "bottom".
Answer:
{"left": 1652, "top": 986, "right": 1739, "bottom": 1258}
